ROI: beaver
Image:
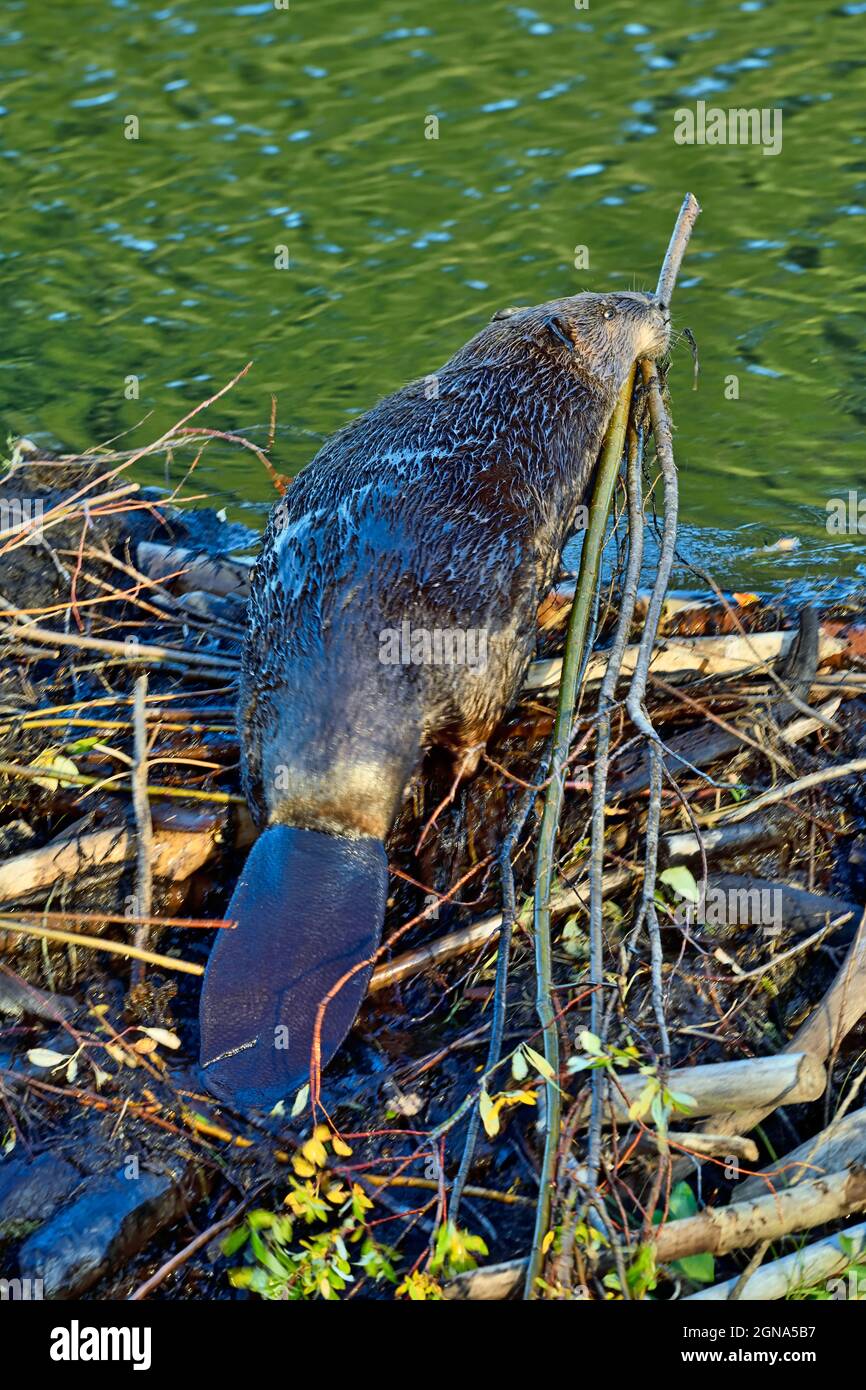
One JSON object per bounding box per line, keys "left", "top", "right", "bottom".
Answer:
{"left": 200, "top": 289, "right": 670, "bottom": 1108}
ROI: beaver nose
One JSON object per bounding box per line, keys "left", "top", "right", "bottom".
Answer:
{"left": 645, "top": 290, "right": 669, "bottom": 317}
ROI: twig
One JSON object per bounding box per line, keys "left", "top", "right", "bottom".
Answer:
{"left": 624, "top": 363, "right": 680, "bottom": 741}
{"left": 556, "top": 196, "right": 699, "bottom": 1292}
{"left": 130, "top": 674, "right": 154, "bottom": 987}
{"left": 0, "top": 919, "right": 204, "bottom": 975}
{"left": 367, "top": 866, "right": 634, "bottom": 993}
{"left": 450, "top": 802, "right": 530, "bottom": 1223}
{"left": 524, "top": 366, "right": 636, "bottom": 1300}
{"left": 642, "top": 746, "right": 672, "bottom": 1063}
{"left": 0, "top": 760, "right": 244, "bottom": 804}
{"left": 0, "top": 617, "right": 238, "bottom": 674}
{"left": 709, "top": 757, "right": 866, "bottom": 825}
{"left": 585, "top": 427, "right": 646, "bottom": 1203}
{"left": 655, "top": 193, "right": 701, "bottom": 308}
{"left": 728, "top": 1238, "right": 772, "bottom": 1301}
{"left": 128, "top": 1188, "right": 264, "bottom": 1301}
{"left": 0, "top": 910, "right": 232, "bottom": 930}
{"left": 0, "top": 363, "right": 253, "bottom": 555}
{"left": 368, "top": 1174, "right": 533, "bottom": 1207}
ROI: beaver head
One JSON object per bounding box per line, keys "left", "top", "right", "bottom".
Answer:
{"left": 475, "top": 290, "right": 670, "bottom": 392}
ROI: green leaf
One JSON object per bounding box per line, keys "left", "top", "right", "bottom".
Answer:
{"left": 668, "top": 1181, "right": 699, "bottom": 1221}
{"left": 523, "top": 1044, "right": 555, "bottom": 1081}
{"left": 626, "top": 1242, "right": 658, "bottom": 1298}
{"left": 676, "top": 1251, "right": 715, "bottom": 1284}
{"left": 290, "top": 1084, "right": 309, "bottom": 1118}
{"left": 27, "top": 1048, "right": 70, "bottom": 1068}
{"left": 511, "top": 1048, "right": 529, "bottom": 1081}
{"left": 668, "top": 1089, "right": 697, "bottom": 1114}
{"left": 220, "top": 1225, "right": 250, "bottom": 1257}
{"left": 650, "top": 1090, "right": 669, "bottom": 1133}
{"left": 63, "top": 736, "right": 102, "bottom": 755}
{"left": 566, "top": 1056, "right": 598, "bottom": 1074}
{"left": 479, "top": 1090, "right": 499, "bottom": 1137}
{"left": 658, "top": 865, "right": 700, "bottom": 904}
{"left": 628, "top": 1079, "right": 658, "bottom": 1122}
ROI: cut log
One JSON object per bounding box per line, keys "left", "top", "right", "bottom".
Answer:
{"left": 577, "top": 1053, "right": 825, "bottom": 1127}
{"left": 664, "top": 818, "right": 788, "bottom": 864}
{"left": 685, "top": 1221, "right": 866, "bottom": 1300}
{"left": 136, "top": 541, "right": 253, "bottom": 599}
{"left": 612, "top": 697, "right": 843, "bottom": 801}
{"left": 738, "top": 1106, "right": 866, "bottom": 1202}
{"left": 443, "top": 1258, "right": 525, "bottom": 1301}
{"left": 0, "top": 822, "right": 218, "bottom": 907}
{"left": 663, "top": 1132, "right": 759, "bottom": 1164}
{"left": 524, "top": 630, "right": 846, "bottom": 694}
{"left": 662, "top": 874, "right": 859, "bottom": 939}
{"left": 655, "top": 1166, "right": 866, "bottom": 1265}
{"left": 691, "top": 909, "right": 866, "bottom": 1145}
{"left": 369, "top": 868, "right": 633, "bottom": 994}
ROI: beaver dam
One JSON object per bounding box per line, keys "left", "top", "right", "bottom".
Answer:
{"left": 3, "top": 203, "right": 866, "bottom": 1303}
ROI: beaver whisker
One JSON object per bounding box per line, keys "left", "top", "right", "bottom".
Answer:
{"left": 666, "top": 325, "right": 700, "bottom": 388}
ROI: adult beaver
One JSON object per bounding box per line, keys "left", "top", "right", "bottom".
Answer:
{"left": 200, "top": 290, "right": 670, "bottom": 1108}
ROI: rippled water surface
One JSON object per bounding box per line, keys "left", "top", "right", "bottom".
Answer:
{"left": 2, "top": 0, "right": 865, "bottom": 588}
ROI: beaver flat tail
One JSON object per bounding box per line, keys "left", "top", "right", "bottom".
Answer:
{"left": 199, "top": 826, "right": 388, "bottom": 1110}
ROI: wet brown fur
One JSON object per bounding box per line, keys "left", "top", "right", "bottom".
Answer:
{"left": 239, "top": 291, "right": 670, "bottom": 841}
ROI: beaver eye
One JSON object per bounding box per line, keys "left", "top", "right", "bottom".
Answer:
{"left": 603, "top": 305, "right": 616, "bottom": 320}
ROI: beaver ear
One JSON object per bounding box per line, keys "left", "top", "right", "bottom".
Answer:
{"left": 542, "top": 314, "right": 575, "bottom": 352}
{"left": 491, "top": 304, "right": 529, "bottom": 321}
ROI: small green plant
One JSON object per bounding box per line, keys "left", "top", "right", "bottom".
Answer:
{"left": 223, "top": 1127, "right": 396, "bottom": 1301}
{"left": 395, "top": 1270, "right": 444, "bottom": 1301}
{"left": 568, "top": 1032, "right": 695, "bottom": 1136}
{"left": 429, "top": 1220, "right": 489, "bottom": 1279}
{"left": 787, "top": 1235, "right": 866, "bottom": 1301}
{"left": 604, "top": 1241, "right": 659, "bottom": 1300}
{"left": 224, "top": 1186, "right": 397, "bottom": 1301}
{"left": 223, "top": 1127, "right": 491, "bottom": 1301}
{"left": 653, "top": 1182, "right": 715, "bottom": 1287}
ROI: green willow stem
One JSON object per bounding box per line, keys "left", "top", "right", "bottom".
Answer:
{"left": 523, "top": 363, "right": 636, "bottom": 1300}
{"left": 0, "top": 760, "right": 244, "bottom": 805}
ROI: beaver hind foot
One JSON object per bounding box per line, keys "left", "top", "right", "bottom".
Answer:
{"left": 199, "top": 826, "right": 388, "bottom": 1110}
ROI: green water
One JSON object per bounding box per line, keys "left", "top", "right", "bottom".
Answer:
{"left": 2, "top": 0, "right": 865, "bottom": 589}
